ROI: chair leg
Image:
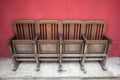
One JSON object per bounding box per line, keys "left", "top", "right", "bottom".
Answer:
{"left": 58, "top": 64, "right": 63, "bottom": 72}
{"left": 100, "top": 42, "right": 112, "bottom": 71}
{"left": 36, "top": 63, "right": 40, "bottom": 71}
{"left": 58, "top": 53, "right": 63, "bottom": 72}
{"left": 99, "top": 59, "right": 107, "bottom": 71}
{"left": 81, "top": 43, "right": 86, "bottom": 73}
{"left": 34, "top": 43, "right": 40, "bottom": 71}
{"left": 35, "top": 56, "right": 40, "bottom": 71}
{"left": 8, "top": 43, "right": 20, "bottom": 71}
{"left": 11, "top": 56, "right": 20, "bottom": 71}
{"left": 12, "top": 61, "right": 20, "bottom": 71}
{"left": 80, "top": 61, "right": 86, "bottom": 73}
{"left": 58, "top": 35, "right": 63, "bottom": 72}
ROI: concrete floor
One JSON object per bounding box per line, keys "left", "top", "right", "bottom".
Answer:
{"left": 0, "top": 57, "right": 120, "bottom": 80}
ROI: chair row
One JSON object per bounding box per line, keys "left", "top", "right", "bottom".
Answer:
{"left": 7, "top": 20, "right": 114, "bottom": 72}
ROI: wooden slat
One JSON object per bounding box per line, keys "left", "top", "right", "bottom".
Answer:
{"left": 64, "top": 40, "right": 83, "bottom": 43}
{"left": 102, "top": 23, "right": 106, "bottom": 39}
{"left": 31, "top": 24, "right": 35, "bottom": 39}
{"left": 40, "top": 58, "right": 59, "bottom": 61}
{"left": 14, "top": 20, "right": 35, "bottom": 23}
{"left": 63, "top": 54, "right": 83, "bottom": 57}
{"left": 12, "top": 40, "right": 33, "bottom": 43}
{"left": 15, "top": 51, "right": 35, "bottom": 54}
{"left": 40, "top": 51, "right": 59, "bottom": 54}
{"left": 58, "top": 21, "right": 63, "bottom": 34}
{"left": 38, "top": 54, "right": 59, "bottom": 57}
{"left": 37, "top": 40, "right": 59, "bottom": 43}
{"left": 16, "top": 58, "right": 81, "bottom": 62}
{"left": 14, "top": 24, "right": 18, "bottom": 39}
{"left": 52, "top": 23, "right": 55, "bottom": 39}
{"left": 86, "top": 58, "right": 103, "bottom": 61}
{"left": 17, "top": 24, "right": 21, "bottom": 39}
{"left": 85, "top": 54, "right": 106, "bottom": 57}
{"left": 63, "top": 51, "right": 82, "bottom": 54}
{"left": 47, "top": 23, "right": 51, "bottom": 39}
{"left": 63, "top": 58, "right": 82, "bottom": 61}
{"left": 88, "top": 40, "right": 108, "bottom": 43}
{"left": 91, "top": 24, "right": 96, "bottom": 39}
{"left": 24, "top": 23, "right": 29, "bottom": 39}
{"left": 16, "top": 58, "right": 35, "bottom": 61}
{"left": 14, "top": 54, "right": 35, "bottom": 57}
{"left": 69, "top": 23, "right": 74, "bottom": 39}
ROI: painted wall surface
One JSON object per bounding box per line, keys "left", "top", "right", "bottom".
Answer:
{"left": 0, "top": 0, "right": 120, "bottom": 57}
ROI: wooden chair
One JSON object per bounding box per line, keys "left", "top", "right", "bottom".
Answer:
{"left": 82, "top": 21, "right": 114, "bottom": 72}
{"left": 36, "top": 20, "right": 61, "bottom": 71}
{"left": 7, "top": 20, "right": 114, "bottom": 72}
{"left": 60, "top": 20, "right": 85, "bottom": 72}
{"left": 7, "top": 20, "right": 39, "bottom": 71}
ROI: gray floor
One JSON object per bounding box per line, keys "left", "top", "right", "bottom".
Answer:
{"left": 0, "top": 57, "right": 120, "bottom": 80}
{"left": 0, "top": 78, "right": 120, "bottom": 80}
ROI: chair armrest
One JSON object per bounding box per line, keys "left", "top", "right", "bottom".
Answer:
{"left": 82, "top": 35, "right": 88, "bottom": 43}
{"left": 7, "top": 34, "right": 16, "bottom": 44}
{"left": 104, "top": 35, "right": 114, "bottom": 44}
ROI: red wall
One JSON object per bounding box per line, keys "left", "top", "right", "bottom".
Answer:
{"left": 0, "top": 0, "right": 120, "bottom": 57}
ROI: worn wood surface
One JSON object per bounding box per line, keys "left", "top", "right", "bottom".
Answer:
{"left": 7, "top": 20, "right": 114, "bottom": 71}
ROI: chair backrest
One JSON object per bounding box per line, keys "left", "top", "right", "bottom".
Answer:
{"left": 14, "top": 20, "right": 106, "bottom": 40}
{"left": 14, "top": 20, "right": 35, "bottom": 40}
{"left": 84, "top": 21, "right": 106, "bottom": 40}
{"left": 61, "top": 20, "right": 83, "bottom": 40}
{"left": 36, "top": 20, "right": 59, "bottom": 40}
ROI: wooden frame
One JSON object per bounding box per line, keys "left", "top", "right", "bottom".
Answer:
{"left": 7, "top": 20, "right": 114, "bottom": 72}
